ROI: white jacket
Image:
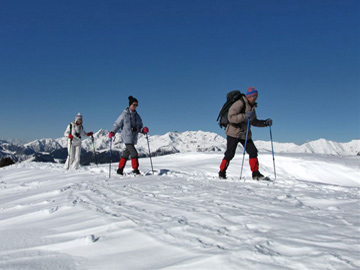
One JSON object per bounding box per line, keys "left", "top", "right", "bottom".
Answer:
{"left": 64, "top": 121, "right": 87, "bottom": 147}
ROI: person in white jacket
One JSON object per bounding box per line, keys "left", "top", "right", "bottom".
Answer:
{"left": 64, "top": 113, "right": 93, "bottom": 170}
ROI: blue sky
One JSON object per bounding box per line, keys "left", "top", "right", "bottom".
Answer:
{"left": 1, "top": 0, "right": 359, "bottom": 144}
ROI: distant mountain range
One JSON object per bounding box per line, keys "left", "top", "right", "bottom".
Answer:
{"left": 1, "top": 130, "right": 359, "bottom": 165}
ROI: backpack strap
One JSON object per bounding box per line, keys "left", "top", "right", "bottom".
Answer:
{"left": 229, "top": 99, "right": 246, "bottom": 127}
{"left": 240, "top": 98, "right": 246, "bottom": 114}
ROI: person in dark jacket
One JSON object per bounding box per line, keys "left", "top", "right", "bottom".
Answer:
{"left": 219, "top": 87, "right": 272, "bottom": 180}
{"left": 109, "top": 96, "right": 149, "bottom": 175}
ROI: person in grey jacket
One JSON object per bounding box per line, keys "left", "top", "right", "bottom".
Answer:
{"left": 219, "top": 87, "right": 272, "bottom": 180}
{"left": 109, "top": 96, "right": 149, "bottom": 175}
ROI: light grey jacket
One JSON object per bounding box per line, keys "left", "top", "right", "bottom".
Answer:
{"left": 226, "top": 96, "right": 266, "bottom": 140}
{"left": 111, "top": 108, "right": 143, "bottom": 144}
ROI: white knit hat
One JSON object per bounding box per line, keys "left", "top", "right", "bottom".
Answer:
{"left": 75, "top": 113, "right": 82, "bottom": 121}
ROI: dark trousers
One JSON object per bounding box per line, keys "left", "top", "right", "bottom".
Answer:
{"left": 121, "top": 144, "right": 139, "bottom": 159}
{"left": 224, "top": 136, "right": 258, "bottom": 161}
{"left": 119, "top": 144, "right": 139, "bottom": 170}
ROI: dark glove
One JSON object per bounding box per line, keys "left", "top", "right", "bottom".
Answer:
{"left": 109, "top": 132, "right": 115, "bottom": 138}
{"left": 142, "top": 127, "right": 149, "bottom": 134}
{"left": 265, "top": 118, "right": 273, "bottom": 126}
{"left": 68, "top": 134, "right": 73, "bottom": 139}
{"left": 87, "top": 132, "right": 93, "bottom": 136}
{"left": 246, "top": 111, "right": 254, "bottom": 119}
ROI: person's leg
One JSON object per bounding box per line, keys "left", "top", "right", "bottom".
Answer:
{"left": 126, "top": 144, "right": 140, "bottom": 174}
{"left": 71, "top": 145, "right": 81, "bottom": 170}
{"left": 240, "top": 139, "right": 264, "bottom": 179}
{"left": 219, "top": 136, "right": 239, "bottom": 179}
{"left": 117, "top": 147, "right": 130, "bottom": 175}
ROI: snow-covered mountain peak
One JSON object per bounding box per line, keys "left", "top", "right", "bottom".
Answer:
{"left": 1, "top": 130, "right": 359, "bottom": 164}
{"left": 25, "top": 138, "right": 63, "bottom": 153}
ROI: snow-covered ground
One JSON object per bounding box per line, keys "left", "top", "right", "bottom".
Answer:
{"left": 0, "top": 152, "right": 359, "bottom": 269}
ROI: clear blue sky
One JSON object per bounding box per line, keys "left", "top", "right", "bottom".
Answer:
{"left": 1, "top": 0, "right": 359, "bottom": 144}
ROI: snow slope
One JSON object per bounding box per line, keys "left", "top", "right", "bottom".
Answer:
{"left": 0, "top": 152, "right": 359, "bottom": 269}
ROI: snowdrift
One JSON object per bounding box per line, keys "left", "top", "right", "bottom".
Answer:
{"left": 0, "top": 152, "right": 359, "bottom": 269}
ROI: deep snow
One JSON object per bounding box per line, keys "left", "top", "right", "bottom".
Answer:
{"left": 0, "top": 152, "right": 359, "bottom": 269}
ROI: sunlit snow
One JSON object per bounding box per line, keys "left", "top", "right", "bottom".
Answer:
{"left": 0, "top": 151, "right": 359, "bottom": 269}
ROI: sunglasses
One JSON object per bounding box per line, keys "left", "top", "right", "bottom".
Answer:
{"left": 131, "top": 103, "right": 138, "bottom": 107}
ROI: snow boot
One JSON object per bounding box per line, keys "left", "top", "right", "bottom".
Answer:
{"left": 117, "top": 158, "right": 127, "bottom": 175}
{"left": 132, "top": 169, "right": 141, "bottom": 175}
{"left": 219, "top": 159, "right": 229, "bottom": 179}
{"left": 252, "top": 171, "right": 265, "bottom": 180}
{"left": 218, "top": 170, "right": 227, "bottom": 179}
{"left": 131, "top": 158, "right": 140, "bottom": 175}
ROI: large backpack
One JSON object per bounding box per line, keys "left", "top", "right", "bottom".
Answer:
{"left": 216, "top": 90, "right": 245, "bottom": 129}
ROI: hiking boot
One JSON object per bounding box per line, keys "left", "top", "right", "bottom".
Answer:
{"left": 117, "top": 168, "right": 124, "bottom": 175}
{"left": 132, "top": 169, "right": 141, "bottom": 175}
{"left": 219, "top": 170, "right": 227, "bottom": 179}
{"left": 252, "top": 171, "right": 265, "bottom": 180}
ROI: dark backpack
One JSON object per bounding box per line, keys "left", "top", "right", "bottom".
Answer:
{"left": 217, "top": 90, "right": 245, "bottom": 129}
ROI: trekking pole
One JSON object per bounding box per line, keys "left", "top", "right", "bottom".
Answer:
{"left": 109, "top": 138, "right": 113, "bottom": 179}
{"left": 91, "top": 136, "right": 98, "bottom": 166}
{"left": 67, "top": 138, "right": 72, "bottom": 170}
{"left": 269, "top": 126, "right": 277, "bottom": 180}
{"left": 240, "top": 118, "right": 251, "bottom": 180}
{"left": 145, "top": 133, "right": 154, "bottom": 174}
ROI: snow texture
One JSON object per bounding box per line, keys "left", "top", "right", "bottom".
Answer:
{"left": 0, "top": 151, "right": 359, "bottom": 269}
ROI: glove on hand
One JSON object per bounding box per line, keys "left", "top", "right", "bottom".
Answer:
{"left": 109, "top": 132, "right": 115, "bottom": 138}
{"left": 87, "top": 132, "right": 93, "bottom": 136}
{"left": 142, "top": 127, "right": 149, "bottom": 134}
{"left": 246, "top": 111, "right": 254, "bottom": 119}
{"left": 68, "top": 134, "right": 73, "bottom": 139}
{"left": 265, "top": 118, "right": 273, "bottom": 126}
